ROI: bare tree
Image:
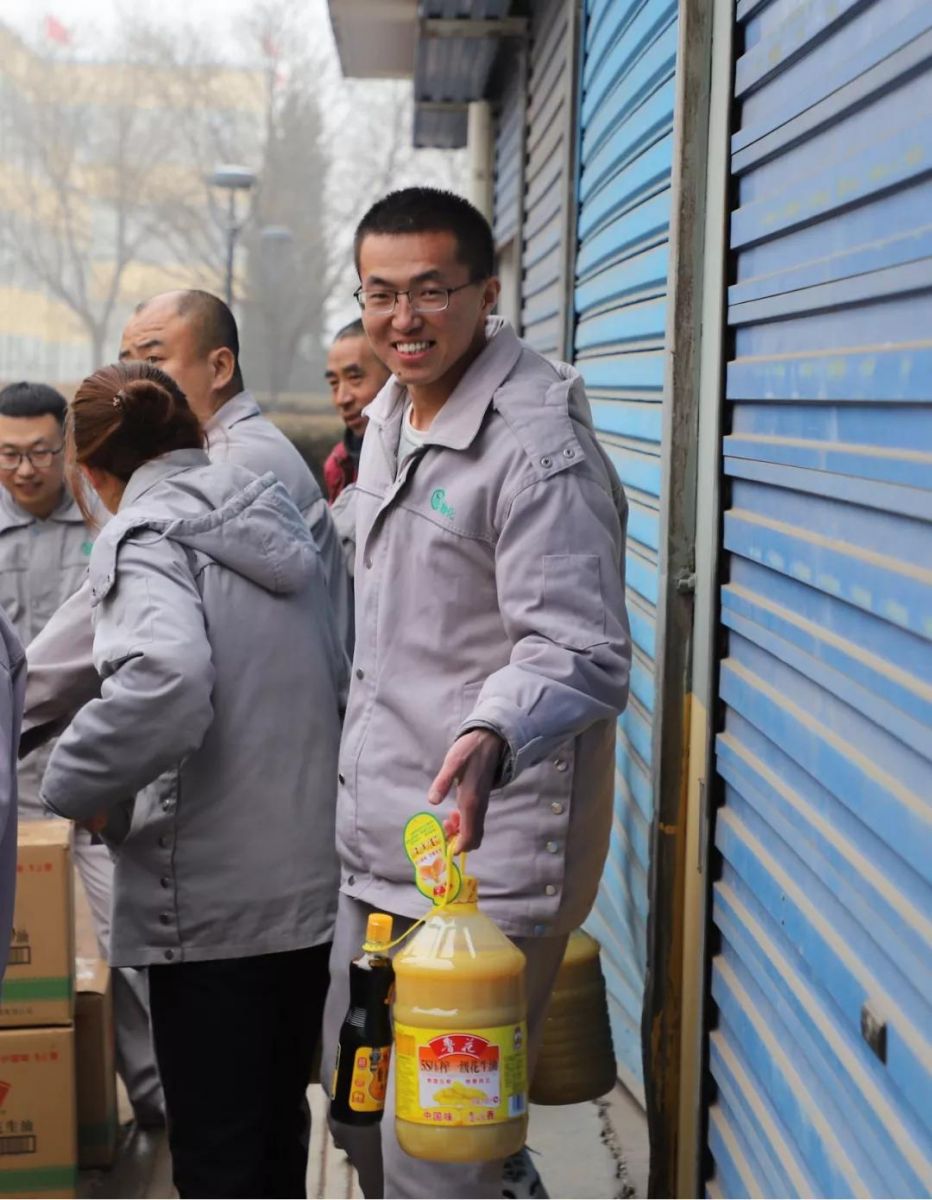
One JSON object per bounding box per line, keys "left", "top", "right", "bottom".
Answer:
{"left": 0, "top": 4, "right": 467, "bottom": 387}
{"left": 238, "top": 0, "right": 468, "bottom": 401}
{"left": 0, "top": 18, "right": 260, "bottom": 371}
{"left": 321, "top": 78, "right": 470, "bottom": 335}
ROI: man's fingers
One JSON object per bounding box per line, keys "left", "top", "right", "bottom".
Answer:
{"left": 429, "top": 730, "right": 501, "bottom": 852}
{"left": 442, "top": 808, "right": 461, "bottom": 844}
{"left": 428, "top": 742, "right": 467, "bottom": 805}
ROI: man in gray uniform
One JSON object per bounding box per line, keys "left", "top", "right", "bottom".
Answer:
{"left": 0, "top": 606, "right": 24, "bottom": 986}
{"left": 324, "top": 318, "right": 391, "bottom": 577}
{"left": 324, "top": 189, "right": 630, "bottom": 1199}
{"left": 0, "top": 381, "right": 164, "bottom": 1124}
{"left": 22, "top": 290, "right": 351, "bottom": 743}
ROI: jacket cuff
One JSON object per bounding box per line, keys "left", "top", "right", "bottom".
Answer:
{"left": 456, "top": 721, "right": 514, "bottom": 786}
{"left": 456, "top": 697, "right": 539, "bottom": 786}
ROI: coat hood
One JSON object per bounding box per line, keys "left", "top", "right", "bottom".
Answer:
{"left": 89, "top": 451, "right": 317, "bottom": 605}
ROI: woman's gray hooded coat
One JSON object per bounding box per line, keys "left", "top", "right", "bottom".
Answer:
{"left": 42, "top": 450, "right": 343, "bottom": 968}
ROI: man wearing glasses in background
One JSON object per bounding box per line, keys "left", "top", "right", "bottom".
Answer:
{"left": 0, "top": 381, "right": 164, "bottom": 1129}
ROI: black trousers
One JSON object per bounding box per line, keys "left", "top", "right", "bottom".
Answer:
{"left": 148, "top": 943, "right": 331, "bottom": 1199}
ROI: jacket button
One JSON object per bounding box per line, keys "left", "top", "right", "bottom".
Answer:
{"left": 545, "top": 841, "right": 559, "bottom": 854}
{"left": 158, "top": 836, "right": 170, "bottom": 849}
{"left": 159, "top": 913, "right": 171, "bottom": 925}
{"left": 365, "top": 557, "right": 373, "bottom": 569}
{"left": 553, "top": 759, "right": 568, "bottom": 773}
{"left": 347, "top": 874, "right": 356, "bottom": 886}
{"left": 563, "top": 447, "right": 575, "bottom": 459}
{"left": 545, "top": 884, "right": 557, "bottom": 896}
{"left": 550, "top": 801, "right": 564, "bottom": 815}
{"left": 160, "top": 877, "right": 170, "bottom": 889}
{"left": 533, "top": 924, "right": 546, "bottom": 935}
{"left": 338, "top": 773, "right": 345, "bottom": 785}
{"left": 164, "top": 949, "right": 175, "bottom": 961}
{"left": 355, "top": 668, "right": 364, "bottom": 680}
{"left": 540, "top": 455, "right": 552, "bottom": 468}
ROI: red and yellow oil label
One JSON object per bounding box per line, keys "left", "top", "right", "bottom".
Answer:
{"left": 394, "top": 1022, "right": 527, "bottom": 1126}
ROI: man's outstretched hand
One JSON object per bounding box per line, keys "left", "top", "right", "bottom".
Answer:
{"left": 427, "top": 729, "right": 505, "bottom": 853}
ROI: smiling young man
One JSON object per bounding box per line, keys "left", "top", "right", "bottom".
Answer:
{"left": 0, "top": 381, "right": 164, "bottom": 1127}
{"left": 322, "top": 189, "right": 631, "bottom": 1200}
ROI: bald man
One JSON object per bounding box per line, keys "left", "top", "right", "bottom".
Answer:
{"left": 23, "top": 291, "right": 351, "bottom": 747}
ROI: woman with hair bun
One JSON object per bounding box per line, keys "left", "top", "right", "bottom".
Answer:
{"left": 41, "top": 362, "right": 344, "bottom": 1199}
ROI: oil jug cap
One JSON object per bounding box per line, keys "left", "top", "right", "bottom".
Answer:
{"left": 364, "top": 912, "right": 393, "bottom": 949}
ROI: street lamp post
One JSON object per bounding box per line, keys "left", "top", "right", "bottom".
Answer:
{"left": 207, "top": 164, "right": 257, "bottom": 307}
{"left": 258, "top": 226, "right": 296, "bottom": 401}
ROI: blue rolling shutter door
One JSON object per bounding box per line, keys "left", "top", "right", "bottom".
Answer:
{"left": 572, "top": 0, "right": 679, "bottom": 1096}
{"left": 521, "top": 0, "right": 572, "bottom": 356}
{"left": 493, "top": 65, "right": 523, "bottom": 248}
{"left": 706, "top": 1, "right": 932, "bottom": 1195}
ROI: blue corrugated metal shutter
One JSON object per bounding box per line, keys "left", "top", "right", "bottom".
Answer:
{"left": 706, "top": 1, "right": 932, "bottom": 1195}
{"left": 520, "top": 0, "right": 572, "bottom": 356}
{"left": 493, "top": 63, "right": 524, "bottom": 248}
{"left": 572, "top": 0, "right": 679, "bottom": 1098}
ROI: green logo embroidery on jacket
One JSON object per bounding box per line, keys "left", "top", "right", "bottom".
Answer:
{"left": 81, "top": 540, "right": 93, "bottom": 556}
{"left": 430, "top": 488, "right": 455, "bottom": 519}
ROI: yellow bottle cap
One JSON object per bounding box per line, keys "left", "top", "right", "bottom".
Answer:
{"left": 459, "top": 875, "right": 478, "bottom": 904}
{"left": 365, "top": 912, "right": 393, "bottom": 949}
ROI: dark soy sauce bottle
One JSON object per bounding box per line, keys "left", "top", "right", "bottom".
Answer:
{"left": 330, "top": 912, "right": 395, "bottom": 1125}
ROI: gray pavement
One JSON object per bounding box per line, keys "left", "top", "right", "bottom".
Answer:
{"left": 306, "top": 1081, "right": 648, "bottom": 1200}
{"left": 81, "top": 1079, "right": 647, "bottom": 1199}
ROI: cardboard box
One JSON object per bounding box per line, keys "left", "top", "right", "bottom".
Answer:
{"left": 74, "top": 958, "right": 116, "bottom": 1169}
{"left": 0, "top": 1025, "right": 77, "bottom": 1198}
{"left": 0, "top": 822, "right": 74, "bottom": 1028}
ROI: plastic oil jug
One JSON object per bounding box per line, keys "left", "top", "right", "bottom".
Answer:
{"left": 530, "top": 929, "right": 616, "bottom": 1105}
{"left": 393, "top": 875, "right": 528, "bottom": 1162}
{"left": 330, "top": 913, "right": 395, "bottom": 1125}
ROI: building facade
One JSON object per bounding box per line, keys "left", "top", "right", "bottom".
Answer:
{"left": 328, "top": 1, "right": 932, "bottom": 1195}
{"left": 0, "top": 23, "right": 264, "bottom": 386}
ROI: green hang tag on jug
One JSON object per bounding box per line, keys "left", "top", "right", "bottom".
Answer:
{"left": 403, "top": 812, "right": 462, "bottom": 906}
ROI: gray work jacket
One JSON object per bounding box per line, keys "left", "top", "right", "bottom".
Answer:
{"left": 338, "top": 318, "right": 631, "bottom": 938}
{"left": 205, "top": 391, "right": 351, "bottom": 654}
{"left": 0, "top": 490, "right": 92, "bottom": 810}
{"left": 42, "top": 450, "right": 343, "bottom": 967}
{"left": 22, "top": 390, "right": 351, "bottom": 748}
{"left": 0, "top": 608, "right": 24, "bottom": 983}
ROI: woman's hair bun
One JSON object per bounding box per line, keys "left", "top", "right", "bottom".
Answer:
{"left": 117, "top": 373, "right": 182, "bottom": 431}
{"left": 69, "top": 361, "right": 205, "bottom": 487}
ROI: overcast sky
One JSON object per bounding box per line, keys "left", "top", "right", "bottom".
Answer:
{"left": 0, "top": 0, "right": 332, "bottom": 62}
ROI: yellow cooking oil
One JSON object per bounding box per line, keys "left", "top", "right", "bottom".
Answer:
{"left": 393, "top": 874, "right": 528, "bottom": 1162}
{"left": 530, "top": 929, "right": 616, "bottom": 1105}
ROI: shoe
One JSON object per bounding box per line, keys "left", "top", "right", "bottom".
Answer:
{"left": 502, "top": 1147, "right": 549, "bottom": 1199}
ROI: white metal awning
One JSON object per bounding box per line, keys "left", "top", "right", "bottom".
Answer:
{"left": 326, "top": 1, "right": 525, "bottom": 147}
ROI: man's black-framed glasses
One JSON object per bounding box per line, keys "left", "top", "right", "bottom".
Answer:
{"left": 0, "top": 446, "right": 64, "bottom": 471}
{"left": 353, "top": 281, "right": 475, "bottom": 315}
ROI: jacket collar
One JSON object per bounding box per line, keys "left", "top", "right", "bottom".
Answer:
{"left": 205, "top": 390, "right": 260, "bottom": 437}
{"left": 119, "top": 449, "right": 211, "bottom": 511}
{"left": 0, "top": 486, "right": 84, "bottom": 533}
{"left": 363, "top": 317, "right": 523, "bottom": 453}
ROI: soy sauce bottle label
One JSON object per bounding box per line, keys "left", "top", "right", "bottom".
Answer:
{"left": 347, "top": 1044, "right": 391, "bottom": 1112}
